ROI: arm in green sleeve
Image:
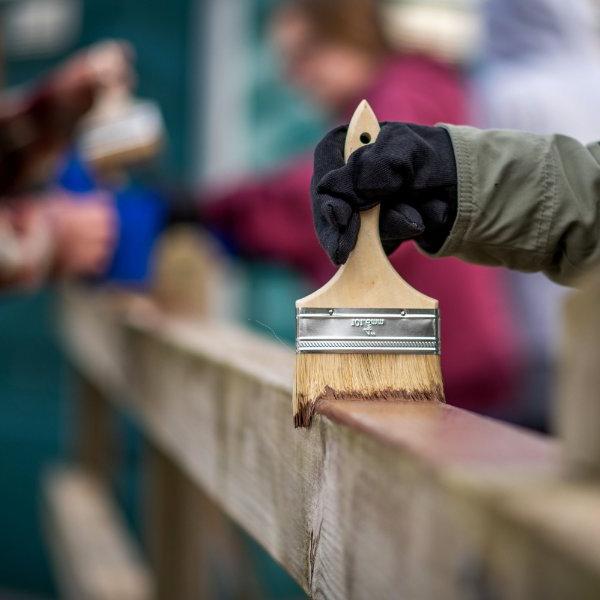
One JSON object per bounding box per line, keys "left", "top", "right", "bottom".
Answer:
{"left": 431, "top": 125, "right": 600, "bottom": 286}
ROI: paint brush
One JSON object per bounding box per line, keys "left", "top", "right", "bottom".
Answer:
{"left": 293, "top": 100, "right": 444, "bottom": 428}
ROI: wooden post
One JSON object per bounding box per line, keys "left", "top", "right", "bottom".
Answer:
{"left": 151, "top": 225, "right": 228, "bottom": 318}
{"left": 142, "top": 442, "right": 262, "bottom": 600}
{"left": 44, "top": 467, "right": 154, "bottom": 600}
{"left": 74, "top": 372, "right": 116, "bottom": 485}
{"left": 142, "top": 443, "right": 199, "bottom": 600}
{"left": 141, "top": 228, "right": 261, "bottom": 598}
{"left": 557, "top": 266, "right": 600, "bottom": 477}
{"left": 59, "top": 286, "right": 600, "bottom": 598}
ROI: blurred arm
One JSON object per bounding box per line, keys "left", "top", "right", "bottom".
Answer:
{"left": 201, "top": 157, "right": 333, "bottom": 282}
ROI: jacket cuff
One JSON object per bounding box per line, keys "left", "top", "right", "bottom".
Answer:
{"left": 420, "top": 125, "right": 476, "bottom": 258}
{"left": 420, "top": 124, "right": 557, "bottom": 275}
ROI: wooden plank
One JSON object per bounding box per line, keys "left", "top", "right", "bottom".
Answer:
{"left": 558, "top": 268, "right": 600, "bottom": 476}
{"left": 43, "top": 466, "right": 154, "bottom": 600}
{"left": 143, "top": 442, "right": 205, "bottom": 600}
{"left": 143, "top": 442, "right": 263, "bottom": 600}
{"left": 59, "top": 286, "right": 600, "bottom": 599}
{"left": 486, "top": 484, "right": 600, "bottom": 600}
{"left": 57, "top": 284, "right": 134, "bottom": 399}
{"left": 150, "top": 225, "right": 230, "bottom": 318}
{"left": 75, "top": 374, "right": 116, "bottom": 485}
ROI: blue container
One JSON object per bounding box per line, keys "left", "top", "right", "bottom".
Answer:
{"left": 57, "top": 152, "right": 167, "bottom": 286}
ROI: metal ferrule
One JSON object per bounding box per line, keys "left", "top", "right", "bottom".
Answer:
{"left": 296, "top": 307, "right": 440, "bottom": 354}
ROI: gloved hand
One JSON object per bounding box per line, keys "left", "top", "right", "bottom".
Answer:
{"left": 311, "top": 122, "right": 458, "bottom": 265}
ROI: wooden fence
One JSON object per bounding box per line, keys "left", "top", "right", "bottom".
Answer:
{"left": 44, "top": 232, "right": 600, "bottom": 600}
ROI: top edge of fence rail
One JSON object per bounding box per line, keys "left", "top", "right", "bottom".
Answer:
{"left": 319, "top": 400, "right": 560, "bottom": 473}
{"left": 123, "top": 311, "right": 556, "bottom": 466}
{"left": 60, "top": 286, "right": 559, "bottom": 473}
{"left": 129, "top": 311, "right": 559, "bottom": 470}
{"left": 125, "top": 310, "right": 295, "bottom": 394}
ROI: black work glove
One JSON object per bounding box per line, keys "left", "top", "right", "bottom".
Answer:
{"left": 311, "top": 122, "right": 458, "bottom": 265}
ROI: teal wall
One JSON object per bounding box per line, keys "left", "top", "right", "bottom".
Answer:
{"left": 0, "top": 0, "right": 193, "bottom": 596}
{"left": 0, "top": 0, "right": 323, "bottom": 596}
{"left": 0, "top": 291, "right": 67, "bottom": 595}
{"left": 238, "top": 0, "right": 327, "bottom": 344}
{"left": 247, "top": 0, "right": 326, "bottom": 168}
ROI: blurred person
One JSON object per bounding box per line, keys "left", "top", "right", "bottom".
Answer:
{"left": 0, "top": 41, "right": 134, "bottom": 289}
{"left": 476, "top": 0, "right": 600, "bottom": 140}
{"left": 196, "top": 0, "right": 522, "bottom": 414}
{"left": 471, "top": 0, "right": 600, "bottom": 428}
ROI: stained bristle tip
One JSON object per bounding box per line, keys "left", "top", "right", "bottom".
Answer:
{"left": 293, "top": 353, "right": 444, "bottom": 428}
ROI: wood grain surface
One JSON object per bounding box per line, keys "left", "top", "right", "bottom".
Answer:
{"left": 58, "top": 285, "right": 600, "bottom": 600}
{"left": 43, "top": 467, "right": 154, "bottom": 600}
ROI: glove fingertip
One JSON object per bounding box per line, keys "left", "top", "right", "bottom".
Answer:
{"left": 332, "top": 210, "right": 359, "bottom": 265}
{"left": 320, "top": 195, "right": 353, "bottom": 229}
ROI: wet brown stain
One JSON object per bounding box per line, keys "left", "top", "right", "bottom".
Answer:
{"left": 293, "top": 385, "right": 444, "bottom": 428}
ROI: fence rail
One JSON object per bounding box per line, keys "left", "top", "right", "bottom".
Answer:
{"left": 44, "top": 466, "right": 154, "bottom": 600}
{"left": 44, "top": 281, "right": 600, "bottom": 600}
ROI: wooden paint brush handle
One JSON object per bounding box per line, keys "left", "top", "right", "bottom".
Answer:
{"left": 297, "top": 101, "right": 437, "bottom": 310}
{"left": 344, "top": 100, "right": 387, "bottom": 278}
{"left": 342, "top": 103, "right": 386, "bottom": 281}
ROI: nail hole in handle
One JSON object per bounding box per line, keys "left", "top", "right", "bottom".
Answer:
{"left": 360, "top": 132, "right": 372, "bottom": 144}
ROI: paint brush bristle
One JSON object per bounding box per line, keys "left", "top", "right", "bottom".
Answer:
{"left": 293, "top": 353, "right": 444, "bottom": 428}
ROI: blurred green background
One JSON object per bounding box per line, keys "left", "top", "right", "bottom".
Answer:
{"left": 0, "top": 0, "right": 323, "bottom": 596}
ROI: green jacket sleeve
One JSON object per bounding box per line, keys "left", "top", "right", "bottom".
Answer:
{"left": 429, "top": 125, "right": 600, "bottom": 285}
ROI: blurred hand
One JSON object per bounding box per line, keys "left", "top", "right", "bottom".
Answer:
{"left": 42, "top": 192, "right": 118, "bottom": 277}
{"left": 0, "top": 41, "right": 136, "bottom": 198}
{"left": 55, "top": 40, "right": 136, "bottom": 96}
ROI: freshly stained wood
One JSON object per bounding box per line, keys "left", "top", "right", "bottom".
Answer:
{"left": 43, "top": 467, "right": 154, "bottom": 600}
{"left": 60, "top": 285, "right": 600, "bottom": 600}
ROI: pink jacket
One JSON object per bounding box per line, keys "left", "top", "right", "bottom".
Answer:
{"left": 203, "top": 55, "right": 521, "bottom": 412}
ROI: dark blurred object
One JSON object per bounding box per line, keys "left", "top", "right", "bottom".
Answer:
{"left": 0, "top": 40, "right": 133, "bottom": 198}
{"left": 0, "top": 76, "right": 94, "bottom": 197}
{"left": 165, "top": 186, "right": 202, "bottom": 226}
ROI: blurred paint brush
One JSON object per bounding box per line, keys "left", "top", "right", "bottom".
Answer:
{"left": 293, "top": 100, "right": 444, "bottom": 428}
{"left": 78, "top": 88, "right": 164, "bottom": 175}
